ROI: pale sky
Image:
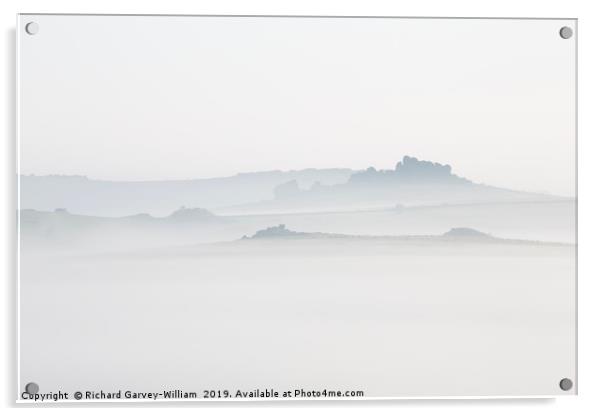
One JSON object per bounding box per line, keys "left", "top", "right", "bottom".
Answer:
{"left": 19, "top": 15, "right": 576, "bottom": 196}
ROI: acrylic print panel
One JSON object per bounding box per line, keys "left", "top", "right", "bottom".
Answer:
{"left": 17, "top": 15, "right": 576, "bottom": 401}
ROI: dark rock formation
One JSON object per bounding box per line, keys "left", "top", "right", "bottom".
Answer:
{"left": 442, "top": 227, "right": 493, "bottom": 239}
{"left": 248, "top": 224, "right": 305, "bottom": 239}
{"left": 349, "top": 156, "right": 466, "bottom": 185}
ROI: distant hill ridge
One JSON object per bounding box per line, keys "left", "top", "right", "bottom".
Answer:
{"left": 273, "top": 156, "right": 470, "bottom": 200}
{"left": 349, "top": 156, "right": 468, "bottom": 185}
{"left": 229, "top": 156, "right": 563, "bottom": 215}
{"left": 20, "top": 157, "right": 566, "bottom": 217}
{"left": 20, "top": 206, "right": 222, "bottom": 224}
{"left": 244, "top": 224, "right": 505, "bottom": 242}
{"left": 19, "top": 168, "right": 354, "bottom": 217}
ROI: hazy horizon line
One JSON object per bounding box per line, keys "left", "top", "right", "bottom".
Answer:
{"left": 17, "top": 171, "right": 575, "bottom": 199}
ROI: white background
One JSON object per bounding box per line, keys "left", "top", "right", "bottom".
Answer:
{"left": 1, "top": 1, "right": 600, "bottom": 415}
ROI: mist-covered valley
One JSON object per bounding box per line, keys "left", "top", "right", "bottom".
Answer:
{"left": 20, "top": 156, "right": 575, "bottom": 252}
{"left": 18, "top": 156, "right": 576, "bottom": 397}
{"left": 20, "top": 198, "right": 574, "bottom": 254}
{"left": 20, "top": 230, "right": 575, "bottom": 396}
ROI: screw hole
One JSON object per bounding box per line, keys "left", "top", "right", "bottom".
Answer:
{"left": 24, "top": 382, "right": 39, "bottom": 394}
{"left": 559, "top": 378, "right": 573, "bottom": 391}
{"left": 25, "top": 22, "right": 39, "bottom": 35}
{"left": 559, "top": 26, "right": 573, "bottom": 39}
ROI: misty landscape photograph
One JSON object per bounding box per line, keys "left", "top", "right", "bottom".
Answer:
{"left": 19, "top": 156, "right": 576, "bottom": 397}
{"left": 18, "top": 15, "right": 576, "bottom": 399}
